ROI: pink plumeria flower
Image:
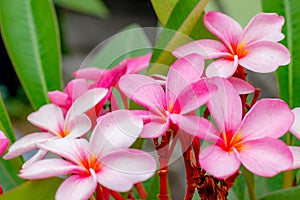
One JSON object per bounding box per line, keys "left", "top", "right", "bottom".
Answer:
{"left": 290, "top": 108, "right": 300, "bottom": 139}
{"left": 19, "top": 110, "right": 156, "bottom": 200}
{"left": 199, "top": 77, "right": 294, "bottom": 179}
{"left": 0, "top": 131, "right": 9, "bottom": 156}
{"left": 173, "top": 11, "right": 290, "bottom": 78}
{"left": 4, "top": 88, "right": 108, "bottom": 166}
{"left": 119, "top": 54, "right": 216, "bottom": 139}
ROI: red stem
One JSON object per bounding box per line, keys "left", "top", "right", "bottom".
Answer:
{"left": 95, "top": 184, "right": 105, "bottom": 200}
{"left": 134, "top": 183, "right": 147, "bottom": 200}
{"left": 158, "top": 165, "right": 169, "bottom": 200}
{"left": 110, "top": 190, "right": 125, "bottom": 200}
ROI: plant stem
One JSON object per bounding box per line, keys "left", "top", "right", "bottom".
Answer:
{"left": 242, "top": 167, "right": 256, "bottom": 200}
{"left": 283, "top": 169, "right": 294, "bottom": 188}
{"left": 95, "top": 184, "right": 105, "bottom": 200}
{"left": 158, "top": 165, "right": 169, "bottom": 200}
{"left": 135, "top": 183, "right": 147, "bottom": 200}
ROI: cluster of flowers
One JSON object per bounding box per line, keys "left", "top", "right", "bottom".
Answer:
{"left": 1, "top": 11, "right": 300, "bottom": 199}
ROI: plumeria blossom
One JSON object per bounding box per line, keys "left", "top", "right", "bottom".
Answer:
{"left": 290, "top": 108, "right": 300, "bottom": 139}
{"left": 199, "top": 77, "right": 294, "bottom": 179}
{"left": 19, "top": 110, "right": 156, "bottom": 200}
{"left": 0, "top": 131, "right": 9, "bottom": 156}
{"left": 173, "top": 11, "right": 290, "bottom": 78}
{"left": 119, "top": 54, "right": 216, "bottom": 139}
{"left": 4, "top": 88, "right": 108, "bottom": 166}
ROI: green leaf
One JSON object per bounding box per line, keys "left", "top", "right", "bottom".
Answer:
{"left": 147, "top": 0, "right": 213, "bottom": 76}
{"left": 0, "top": 0, "right": 62, "bottom": 110}
{"left": 261, "top": 0, "right": 300, "bottom": 108}
{"left": 0, "top": 178, "right": 63, "bottom": 200}
{"left": 0, "top": 96, "right": 16, "bottom": 143}
{"left": 89, "top": 24, "right": 152, "bottom": 69}
{"left": 151, "top": 0, "right": 179, "bottom": 26}
{"left": 258, "top": 185, "right": 300, "bottom": 200}
{"left": 54, "top": 0, "right": 109, "bottom": 18}
{"left": 145, "top": 173, "right": 160, "bottom": 200}
{"left": 0, "top": 158, "right": 24, "bottom": 192}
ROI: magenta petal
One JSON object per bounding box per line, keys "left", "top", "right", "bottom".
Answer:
{"left": 290, "top": 108, "right": 300, "bottom": 139}
{"left": 200, "top": 145, "right": 241, "bottom": 179}
{"left": 125, "top": 53, "right": 152, "bottom": 74}
{"left": 119, "top": 74, "right": 166, "bottom": 112}
{"left": 239, "top": 138, "right": 293, "bottom": 177}
{"left": 48, "top": 91, "right": 68, "bottom": 107}
{"left": 3, "top": 132, "right": 55, "bottom": 159}
{"left": 56, "top": 174, "right": 97, "bottom": 200}
{"left": 170, "top": 114, "right": 219, "bottom": 142}
{"left": 98, "top": 149, "right": 156, "bottom": 192}
{"left": 19, "top": 159, "right": 83, "bottom": 179}
{"left": 240, "top": 13, "right": 284, "bottom": 45}
{"left": 204, "top": 11, "right": 243, "bottom": 49}
{"left": 228, "top": 77, "right": 255, "bottom": 94}
{"left": 65, "top": 79, "right": 89, "bottom": 101}
{"left": 173, "top": 39, "right": 231, "bottom": 59}
{"left": 140, "top": 120, "right": 169, "bottom": 138}
{"left": 238, "top": 99, "right": 294, "bottom": 141}
{"left": 207, "top": 77, "right": 242, "bottom": 133}
{"left": 73, "top": 67, "right": 106, "bottom": 81}
{"left": 90, "top": 110, "right": 143, "bottom": 157}
{"left": 206, "top": 59, "right": 237, "bottom": 78}
{"left": 239, "top": 41, "right": 290, "bottom": 73}
{"left": 0, "top": 131, "right": 9, "bottom": 156}
{"left": 288, "top": 146, "right": 300, "bottom": 169}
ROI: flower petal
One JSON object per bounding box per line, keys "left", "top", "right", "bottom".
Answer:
{"left": 240, "top": 13, "right": 285, "bottom": 45}
{"left": 22, "top": 149, "right": 48, "bottom": 168}
{"left": 290, "top": 108, "right": 300, "bottom": 139}
{"left": 238, "top": 99, "right": 294, "bottom": 141}
{"left": 170, "top": 114, "right": 219, "bottom": 142}
{"left": 140, "top": 120, "right": 169, "bottom": 138}
{"left": 288, "top": 146, "right": 300, "bottom": 169}
{"left": 0, "top": 131, "right": 9, "bottom": 156}
{"left": 27, "top": 104, "right": 64, "bottom": 134}
{"left": 124, "top": 53, "right": 152, "bottom": 74}
{"left": 19, "top": 159, "right": 83, "bottom": 179}
{"left": 48, "top": 91, "right": 69, "bottom": 107}
{"left": 227, "top": 77, "right": 255, "bottom": 94}
{"left": 239, "top": 138, "right": 293, "bottom": 177}
{"left": 4, "top": 132, "right": 55, "bottom": 159}
{"left": 200, "top": 145, "right": 241, "bottom": 179}
{"left": 90, "top": 110, "right": 143, "bottom": 157}
{"left": 206, "top": 58, "right": 237, "bottom": 78}
{"left": 173, "top": 39, "right": 231, "bottom": 59}
{"left": 65, "top": 79, "right": 90, "bottom": 100}
{"left": 65, "top": 114, "right": 91, "bottom": 139}
{"left": 119, "top": 74, "right": 166, "bottom": 112}
{"left": 56, "top": 174, "right": 97, "bottom": 200}
{"left": 239, "top": 41, "right": 290, "bottom": 73}
{"left": 73, "top": 67, "right": 106, "bottom": 81}
{"left": 207, "top": 77, "right": 242, "bottom": 133}
{"left": 98, "top": 149, "right": 156, "bottom": 192}
{"left": 204, "top": 11, "right": 243, "bottom": 50}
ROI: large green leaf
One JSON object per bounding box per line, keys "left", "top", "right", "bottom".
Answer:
{"left": 0, "top": 178, "right": 63, "bottom": 200}
{"left": 262, "top": 0, "right": 300, "bottom": 108}
{"left": 151, "top": 0, "right": 179, "bottom": 26}
{"left": 54, "top": 0, "right": 109, "bottom": 18}
{"left": 0, "top": 0, "right": 62, "bottom": 110}
{"left": 258, "top": 185, "right": 300, "bottom": 200}
{"left": 147, "top": 0, "right": 213, "bottom": 75}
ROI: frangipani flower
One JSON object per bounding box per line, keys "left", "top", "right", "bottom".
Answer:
{"left": 0, "top": 131, "right": 9, "bottom": 156}
{"left": 290, "top": 108, "right": 300, "bottom": 139}
{"left": 119, "top": 54, "right": 215, "bottom": 139}
{"left": 173, "top": 11, "right": 290, "bottom": 78}
{"left": 4, "top": 88, "right": 108, "bottom": 166}
{"left": 199, "top": 77, "right": 294, "bottom": 179}
{"left": 19, "top": 110, "right": 156, "bottom": 200}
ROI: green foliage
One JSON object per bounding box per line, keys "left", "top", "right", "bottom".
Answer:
{"left": 151, "top": 0, "right": 179, "bottom": 26}
{"left": 0, "top": 96, "right": 15, "bottom": 143}
{"left": 0, "top": 0, "right": 62, "bottom": 110}
{"left": 0, "top": 178, "right": 63, "bottom": 200}
{"left": 54, "top": 0, "right": 109, "bottom": 18}
{"left": 258, "top": 185, "right": 300, "bottom": 200}
{"left": 147, "top": 0, "right": 214, "bottom": 75}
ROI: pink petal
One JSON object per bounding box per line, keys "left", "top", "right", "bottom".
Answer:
{"left": 140, "top": 120, "right": 169, "bottom": 138}
{"left": 288, "top": 146, "right": 300, "bottom": 169}
{"left": 65, "top": 114, "right": 91, "bottom": 139}
{"left": 64, "top": 79, "right": 89, "bottom": 100}
{"left": 228, "top": 77, "right": 255, "bottom": 94}
{"left": 73, "top": 67, "right": 106, "bottom": 81}
{"left": 173, "top": 39, "right": 231, "bottom": 59}
{"left": 239, "top": 138, "right": 293, "bottom": 177}
{"left": 290, "top": 108, "right": 300, "bottom": 139}
{"left": 90, "top": 110, "right": 143, "bottom": 157}
{"left": 166, "top": 54, "right": 204, "bottom": 104}
{"left": 98, "top": 149, "right": 156, "bottom": 192}
{"left": 170, "top": 114, "right": 219, "bottom": 142}
{"left": 238, "top": 99, "right": 294, "bottom": 141}
{"left": 206, "top": 58, "right": 238, "bottom": 78}
{"left": 200, "top": 145, "right": 241, "bottom": 179}
{"left": 48, "top": 91, "right": 69, "bottom": 107}
{"left": 207, "top": 77, "right": 242, "bottom": 133}
{"left": 119, "top": 74, "right": 166, "bottom": 112}
{"left": 28, "top": 104, "right": 64, "bottom": 134}
{"left": 3, "top": 132, "right": 55, "bottom": 159}
{"left": 19, "top": 159, "right": 83, "bottom": 179}
{"left": 204, "top": 11, "right": 243, "bottom": 50}
{"left": 239, "top": 41, "right": 290, "bottom": 73}
{"left": 125, "top": 53, "right": 152, "bottom": 74}
{"left": 22, "top": 149, "right": 48, "bottom": 168}
{"left": 240, "top": 13, "right": 285, "bottom": 45}
{"left": 56, "top": 174, "right": 97, "bottom": 200}
{"left": 0, "top": 131, "right": 9, "bottom": 156}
